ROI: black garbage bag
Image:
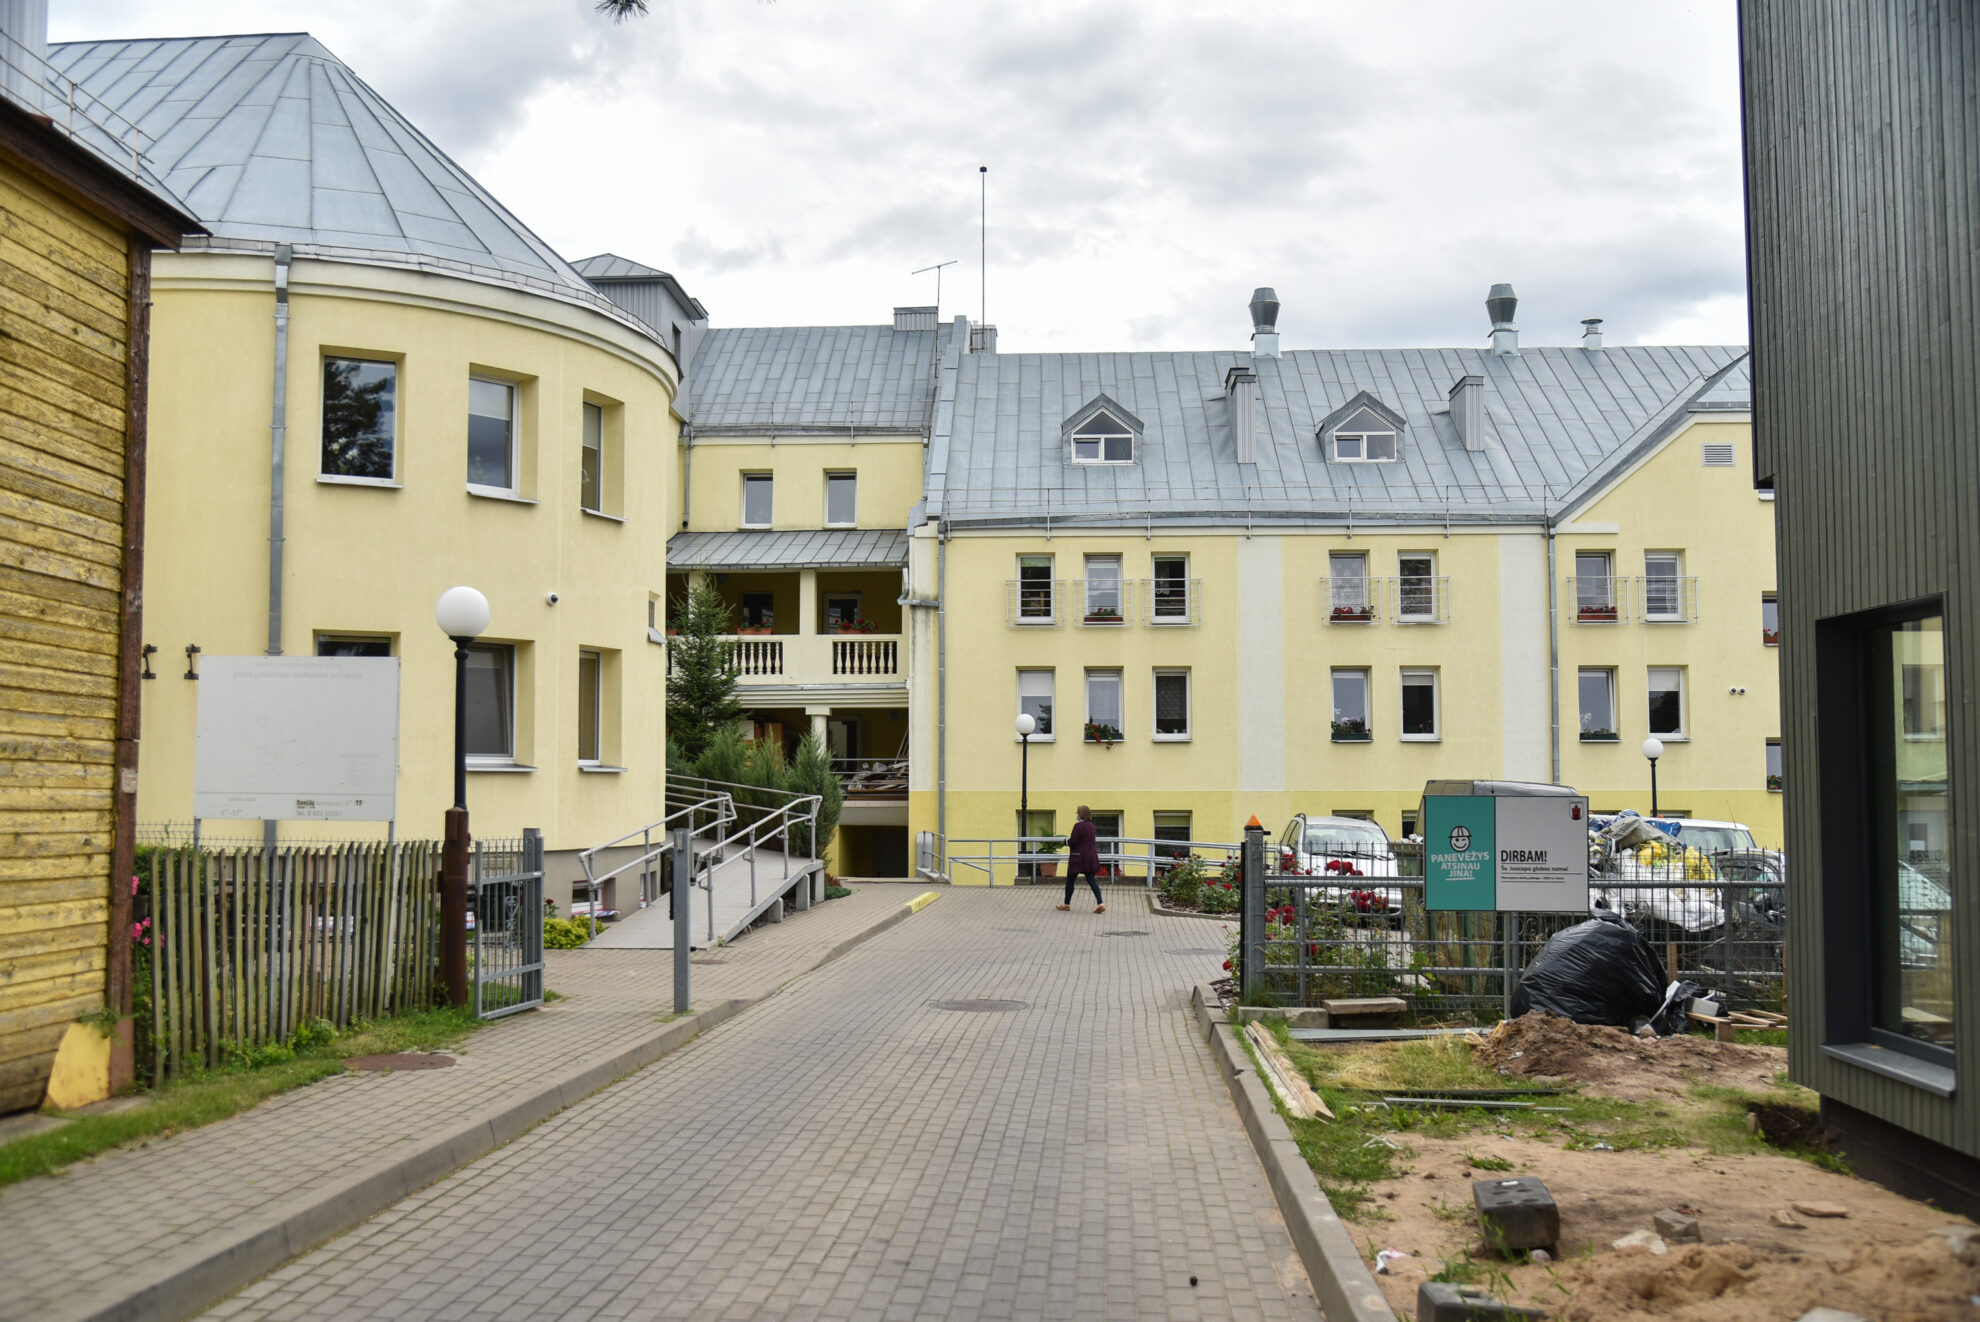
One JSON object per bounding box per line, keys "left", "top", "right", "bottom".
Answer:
{"left": 1511, "top": 914, "right": 1667, "bottom": 1027}
{"left": 1648, "top": 979, "right": 1707, "bottom": 1036}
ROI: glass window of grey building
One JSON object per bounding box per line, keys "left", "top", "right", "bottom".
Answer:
{"left": 1875, "top": 614, "right": 1951, "bottom": 1052}
{"left": 465, "top": 643, "right": 514, "bottom": 760}
{"left": 580, "top": 402, "right": 603, "bottom": 513}
{"left": 321, "top": 357, "right": 396, "bottom": 481}
{"left": 826, "top": 472, "right": 856, "bottom": 526}
{"left": 467, "top": 377, "right": 516, "bottom": 491}
{"left": 742, "top": 473, "right": 773, "bottom": 526}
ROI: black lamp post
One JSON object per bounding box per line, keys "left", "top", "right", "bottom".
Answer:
{"left": 1641, "top": 736, "right": 1665, "bottom": 817}
{"left": 1015, "top": 712, "right": 1035, "bottom": 880}
{"left": 435, "top": 585, "right": 490, "bottom": 1008}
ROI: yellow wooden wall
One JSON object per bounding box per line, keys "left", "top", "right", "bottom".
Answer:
{"left": 0, "top": 153, "right": 128, "bottom": 1112}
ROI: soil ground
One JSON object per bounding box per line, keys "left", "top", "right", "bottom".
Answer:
{"left": 1267, "top": 1012, "right": 1980, "bottom": 1322}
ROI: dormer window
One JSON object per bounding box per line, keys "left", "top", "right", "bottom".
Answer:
{"left": 1331, "top": 408, "right": 1397, "bottom": 462}
{"left": 1062, "top": 395, "right": 1144, "bottom": 466}
{"left": 1317, "top": 392, "right": 1407, "bottom": 465}
{"left": 1071, "top": 411, "right": 1134, "bottom": 463}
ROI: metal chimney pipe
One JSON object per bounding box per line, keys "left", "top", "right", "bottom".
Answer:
{"left": 1249, "top": 287, "right": 1281, "bottom": 358}
{"left": 1487, "top": 282, "right": 1519, "bottom": 357}
{"left": 1581, "top": 318, "right": 1605, "bottom": 350}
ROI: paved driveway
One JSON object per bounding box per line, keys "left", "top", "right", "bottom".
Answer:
{"left": 208, "top": 890, "right": 1320, "bottom": 1321}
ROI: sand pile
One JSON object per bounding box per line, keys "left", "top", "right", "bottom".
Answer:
{"left": 1476, "top": 1011, "right": 1785, "bottom": 1097}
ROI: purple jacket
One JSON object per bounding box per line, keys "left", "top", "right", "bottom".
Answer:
{"left": 1066, "top": 819, "right": 1101, "bottom": 874}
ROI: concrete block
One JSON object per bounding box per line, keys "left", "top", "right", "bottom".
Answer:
{"left": 1793, "top": 1310, "right": 1871, "bottom": 1322}
{"left": 764, "top": 897, "right": 784, "bottom": 924}
{"left": 1652, "top": 1208, "right": 1701, "bottom": 1242}
{"left": 1322, "top": 996, "right": 1406, "bottom": 1028}
{"left": 1416, "top": 1281, "right": 1550, "bottom": 1321}
{"left": 1472, "top": 1176, "right": 1559, "bottom": 1252}
{"left": 1928, "top": 1224, "right": 1980, "bottom": 1263}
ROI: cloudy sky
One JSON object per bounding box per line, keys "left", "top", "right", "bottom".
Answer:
{"left": 54, "top": 1, "right": 1746, "bottom": 353}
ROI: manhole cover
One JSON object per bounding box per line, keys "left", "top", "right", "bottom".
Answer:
{"left": 1098, "top": 930, "right": 1150, "bottom": 938}
{"left": 343, "top": 1052, "right": 454, "bottom": 1072}
{"left": 1169, "top": 948, "right": 1225, "bottom": 956}
{"left": 929, "top": 999, "right": 1030, "bottom": 1013}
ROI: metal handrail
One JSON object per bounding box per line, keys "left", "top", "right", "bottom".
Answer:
{"left": 943, "top": 834, "right": 1242, "bottom": 887}
{"left": 0, "top": 29, "right": 161, "bottom": 185}
{"left": 678, "top": 785, "right": 822, "bottom": 942}
{"left": 574, "top": 791, "right": 733, "bottom": 937}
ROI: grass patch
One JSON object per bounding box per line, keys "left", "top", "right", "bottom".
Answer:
{"left": 0, "top": 1004, "right": 483, "bottom": 1190}
{"left": 823, "top": 885, "right": 853, "bottom": 900}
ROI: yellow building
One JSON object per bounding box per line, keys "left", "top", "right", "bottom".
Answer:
{"left": 911, "top": 291, "right": 1778, "bottom": 876}
{"left": 51, "top": 35, "right": 691, "bottom": 905}
{"left": 0, "top": 18, "right": 196, "bottom": 1109}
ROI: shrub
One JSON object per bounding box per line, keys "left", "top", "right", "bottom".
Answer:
{"left": 823, "top": 885, "right": 853, "bottom": 900}
{"left": 542, "top": 917, "right": 593, "bottom": 950}
{"left": 290, "top": 1017, "right": 337, "bottom": 1052}
{"left": 784, "top": 732, "right": 845, "bottom": 860}
{"left": 1160, "top": 857, "right": 1208, "bottom": 909}
{"left": 1199, "top": 880, "right": 1240, "bottom": 914}
{"left": 740, "top": 734, "right": 789, "bottom": 813}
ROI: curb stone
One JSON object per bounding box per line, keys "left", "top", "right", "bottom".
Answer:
{"left": 49, "top": 894, "right": 934, "bottom": 1322}
{"left": 1192, "top": 983, "right": 1400, "bottom": 1322}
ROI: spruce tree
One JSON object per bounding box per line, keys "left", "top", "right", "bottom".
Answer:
{"left": 666, "top": 577, "right": 742, "bottom": 763}
{"left": 785, "top": 731, "right": 845, "bottom": 861}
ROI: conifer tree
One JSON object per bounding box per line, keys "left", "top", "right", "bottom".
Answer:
{"left": 785, "top": 731, "right": 845, "bottom": 860}
{"left": 666, "top": 578, "right": 742, "bottom": 763}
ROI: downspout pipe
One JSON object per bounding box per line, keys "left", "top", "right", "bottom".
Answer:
{"left": 265, "top": 244, "right": 291, "bottom": 850}
{"left": 680, "top": 420, "right": 693, "bottom": 530}
{"left": 1546, "top": 505, "right": 1561, "bottom": 785}
{"left": 936, "top": 519, "right": 948, "bottom": 876}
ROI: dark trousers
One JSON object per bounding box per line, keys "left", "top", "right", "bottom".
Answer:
{"left": 1063, "top": 869, "right": 1103, "bottom": 904}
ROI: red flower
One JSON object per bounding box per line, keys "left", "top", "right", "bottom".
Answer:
{"left": 1222, "top": 958, "right": 1233, "bottom": 971}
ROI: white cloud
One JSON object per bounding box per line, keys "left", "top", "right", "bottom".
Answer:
{"left": 53, "top": 0, "right": 1745, "bottom": 351}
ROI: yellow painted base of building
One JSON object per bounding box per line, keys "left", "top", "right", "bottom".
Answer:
{"left": 43, "top": 1022, "right": 114, "bottom": 1110}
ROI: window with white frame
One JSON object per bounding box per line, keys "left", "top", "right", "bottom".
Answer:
{"left": 467, "top": 376, "right": 518, "bottom": 492}
{"left": 1331, "top": 407, "right": 1397, "bottom": 462}
{"left": 1762, "top": 594, "right": 1780, "bottom": 645}
{"left": 1070, "top": 410, "right": 1134, "bottom": 463}
{"left": 1644, "top": 551, "right": 1684, "bottom": 619}
{"left": 580, "top": 402, "right": 604, "bottom": 513}
{"left": 577, "top": 649, "right": 602, "bottom": 764}
{"left": 825, "top": 471, "right": 857, "bottom": 526}
{"left": 1398, "top": 552, "right": 1436, "bottom": 620}
{"left": 1083, "top": 554, "right": 1123, "bottom": 622}
{"left": 1331, "top": 668, "right": 1370, "bottom": 739}
{"left": 1017, "top": 555, "right": 1055, "bottom": 621}
{"left": 1579, "top": 667, "right": 1617, "bottom": 738}
{"left": 321, "top": 357, "right": 397, "bottom": 481}
{"left": 1153, "top": 669, "right": 1190, "bottom": 740}
{"left": 1085, "top": 669, "right": 1123, "bottom": 741}
{"left": 1400, "top": 669, "right": 1439, "bottom": 739}
{"left": 1648, "top": 666, "right": 1685, "bottom": 737}
{"left": 1018, "top": 669, "right": 1055, "bottom": 738}
{"left": 465, "top": 643, "right": 515, "bottom": 761}
{"left": 1151, "top": 554, "right": 1190, "bottom": 621}
{"left": 741, "top": 473, "right": 773, "bottom": 527}
{"left": 1328, "top": 551, "right": 1370, "bottom": 616}
{"left": 1766, "top": 739, "right": 1782, "bottom": 791}
{"left": 1575, "top": 551, "right": 1617, "bottom": 617}
{"left": 1153, "top": 811, "right": 1192, "bottom": 861}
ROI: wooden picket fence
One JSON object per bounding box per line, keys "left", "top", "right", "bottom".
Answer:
{"left": 144, "top": 841, "right": 441, "bottom": 1081}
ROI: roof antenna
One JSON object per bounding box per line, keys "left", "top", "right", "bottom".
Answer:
{"left": 912, "top": 260, "right": 957, "bottom": 312}
{"left": 979, "top": 166, "right": 988, "bottom": 347}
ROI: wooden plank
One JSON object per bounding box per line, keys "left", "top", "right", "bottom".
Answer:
{"left": 0, "top": 164, "right": 131, "bottom": 272}
{"left": 0, "top": 482, "right": 125, "bottom": 553}
{"left": 0, "top": 430, "right": 128, "bottom": 505}
{"left": 0, "top": 965, "right": 103, "bottom": 1014}
{"left": 0, "top": 898, "right": 111, "bottom": 932}
{"left": 0, "top": 560, "right": 120, "bottom": 615}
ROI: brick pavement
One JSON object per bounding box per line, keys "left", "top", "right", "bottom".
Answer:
{"left": 204, "top": 889, "right": 1319, "bottom": 1321}
{"left": 0, "top": 886, "right": 908, "bottom": 1322}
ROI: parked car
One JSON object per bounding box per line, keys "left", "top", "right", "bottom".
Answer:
{"left": 1277, "top": 814, "right": 1403, "bottom": 916}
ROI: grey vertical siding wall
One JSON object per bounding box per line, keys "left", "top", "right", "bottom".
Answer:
{"left": 1743, "top": 0, "right": 1980, "bottom": 1152}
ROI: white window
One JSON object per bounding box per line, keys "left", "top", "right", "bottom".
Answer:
{"left": 1397, "top": 552, "right": 1436, "bottom": 620}
{"left": 1644, "top": 552, "right": 1683, "bottom": 620}
{"left": 1085, "top": 669, "right": 1123, "bottom": 742}
{"left": 580, "top": 402, "right": 604, "bottom": 513}
{"left": 1766, "top": 739, "right": 1782, "bottom": 791}
{"left": 577, "top": 649, "right": 601, "bottom": 764}
{"left": 1070, "top": 410, "right": 1134, "bottom": 463}
{"left": 1332, "top": 407, "right": 1397, "bottom": 462}
{"left": 1579, "top": 668, "right": 1616, "bottom": 739}
{"left": 1018, "top": 669, "right": 1055, "bottom": 739}
{"left": 825, "top": 471, "right": 857, "bottom": 526}
{"left": 1575, "top": 551, "right": 1617, "bottom": 618}
{"left": 1082, "top": 555, "right": 1123, "bottom": 623}
{"left": 1400, "top": 669, "right": 1439, "bottom": 740}
{"left": 1017, "top": 555, "right": 1055, "bottom": 622}
{"left": 1328, "top": 551, "right": 1370, "bottom": 618}
{"left": 1153, "top": 670, "right": 1190, "bottom": 740}
{"left": 1648, "top": 666, "right": 1685, "bottom": 738}
{"left": 321, "top": 356, "right": 397, "bottom": 482}
{"left": 467, "top": 376, "right": 517, "bottom": 493}
{"left": 824, "top": 593, "right": 862, "bottom": 630}
{"left": 741, "top": 473, "right": 773, "bottom": 527}
{"left": 1331, "top": 668, "right": 1370, "bottom": 740}
{"left": 1151, "top": 555, "right": 1190, "bottom": 622}
{"left": 465, "top": 643, "right": 515, "bottom": 762}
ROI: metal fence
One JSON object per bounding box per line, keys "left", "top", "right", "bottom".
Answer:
{"left": 1237, "top": 836, "right": 1787, "bottom": 1023}
{"left": 471, "top": 831, "right": 544, "bottom": 1020}
{"left": 942, "top": 835, "right": 1241, "bottom": 887}
{"left": 141, "top": 839, "right": 441, "bottom": 1081}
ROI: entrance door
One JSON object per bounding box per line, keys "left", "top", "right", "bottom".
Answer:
{"left": 827, "top": 717, "right": 859, "bottom": 762}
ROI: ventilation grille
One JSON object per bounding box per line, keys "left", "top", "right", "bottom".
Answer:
{"left": 1701, "top": 442, "right": 1736, "bottom": 467}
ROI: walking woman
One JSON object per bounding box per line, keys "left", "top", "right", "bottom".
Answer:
{"left": 1057, "top": 804, "right": 1105, "bottom": 913}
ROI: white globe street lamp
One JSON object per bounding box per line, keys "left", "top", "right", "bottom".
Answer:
{"left": 1641, "top": 737, "right": 1665, "bottom": 816}
{"left": 1015, "top": 713, "right": 1036, "bottom": 860}
{"left": 434, "top": 585, "right": 488, "bottom": 1009}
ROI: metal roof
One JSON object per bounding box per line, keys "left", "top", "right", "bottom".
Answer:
{"left": 46, "top": 34, "right": 628, "bottom": 319}
{"left": 666, "top": 528, "right": 909, "bottom": 571}
{"left": 929, "top": 344, "right": 1749, "bottom": 527}
{"left": 689, "top": 324, "right": 949, "bottom": 433}
{"left": 573, "top": 252, "right": 670, "bottom": 281}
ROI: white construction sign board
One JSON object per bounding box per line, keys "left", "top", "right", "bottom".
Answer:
{"left": 193, "top": 656, "right": 400, "bottom": 822}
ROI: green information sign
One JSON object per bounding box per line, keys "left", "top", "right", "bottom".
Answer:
{"left": 1424, "top": 795, "right": 1498, "bottom": 911}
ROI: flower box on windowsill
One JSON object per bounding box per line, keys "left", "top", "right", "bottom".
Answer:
{"left": 1763, "top": 630, "right": 1780, "bottom": 646}
{"left": 1083, "top": 610, "right": 1123, "bottom": 625}
{"left": 1767, "top": 775, "right": 1783, "bottom": 792}
{"left": 1577, "top": 607, "right": 1618, "bottom": 623}
{"left": 1329, "top": 607, "right": 1373, "bottom": 623}
{"left": 1580, "top": 730, "right": 1619, "bottom": 742}
{"left": 735, "top": 626, "right": 773, "bottom": 636}
{"left": 1083, "top": 723, "right": 1123, "bottom": 747}
{"left": 1331, "top": 720, "right": 1371, "bottom": 742}
{"left": 833, "top": 620, "right": 878, "bottom": 635}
